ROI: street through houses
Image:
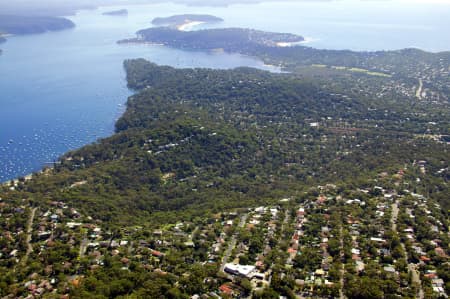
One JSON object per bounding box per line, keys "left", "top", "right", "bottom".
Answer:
{"left": 21, "top": 207, "right": 37, "bottom": 266}
{"left": 219, "top": 212, "right": 249, "bottom": 277}
{"left": 79, "top": 236, "right": 88, "bottom": 259}
{"left": 391, "top": 199, "right": 424, "bottom": 299}
{"left": 1, "top": 168, "right": 447, "bottom": 298}
{"left": 391, "top": 201, "right": 399, "bottom": 232}
{"left": 339, "top": 225, "right": 345, "bottom": 299}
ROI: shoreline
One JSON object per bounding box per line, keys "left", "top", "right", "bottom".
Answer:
{"left": 1, "top": 164, "right": 55, "bottom": 186}
{"left": 0, "top": 33, "right": 13, "bottom": 43}
{"left": 3, "top": 3, "right": 448, "bottom": 186}
{"left": 276, "top": 37, "right": 317, "bottom": 48}
{"left": 299, "top": 36, "right": 318, "bottom": 44}
{"left": 177, "top": 21, "right": 206, "bottom": 31}
{"left": 276, "top": 41, "right": 304, "bottom": 47}
{"left": 2, "top": 173, "right": 33, "bottom": 187}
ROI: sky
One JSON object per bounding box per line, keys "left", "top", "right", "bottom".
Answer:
{"left": 399, "top": 0, "right": 450, "bottom": 2}
{"left": 0, "top": 0, "right": 449, "bottom": 17}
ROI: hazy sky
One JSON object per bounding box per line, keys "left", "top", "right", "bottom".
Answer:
{"left": 0, "top": 0, "right": 449, "bottom": 16}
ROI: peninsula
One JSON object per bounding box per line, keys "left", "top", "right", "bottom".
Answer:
{"left": 119, "top": 27, "right": 304, "bottom": 48}
{"left": 0, "top": 58, "right": 448, "bottom": 298}
{"left": 152, "top": 14, "right": 223, "bottom": 29}
{"left": 0, "top": 15, "right": 75, "bottom": 35}
{"left": 0, "top": 11, "right": 449, "bottom": 299}
{"left": 119, "top": 26, "right": 449, "bottom": 104}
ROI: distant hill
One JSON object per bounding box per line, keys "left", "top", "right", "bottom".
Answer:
{"left": 0, "top": 15, "right": 75, "bottom": 35}
{"left": 152, "top": 14, "right": 223, "bottom": 27}
{"left": 119, "top": 26, "right": 449, "bottom": 105}
{"left": 102, "top": 9, "right": 128, "bottom": 16}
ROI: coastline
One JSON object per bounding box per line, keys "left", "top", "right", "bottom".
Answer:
{"left": 2, "top": 173, "right": 33, "bottom": 187}
{"left": 1, "top": 164, "right": 55, "bottom": 186}
{"left": 276, "top": 37, "right": 315, "bottom": 47}
{"left": 177, "top": 21, "right": 206, "bottom": 31}
{"left": 299, "top": 36, "right": 317, "bottom": 44}
{"left": 0, "top": 33, "right": 12, "bottom": 44}
{"left": 276, "top": 41, "right": 304, "bottom": 47}
{"left": 3, "top": 2, "right": 449, "bottom": 187}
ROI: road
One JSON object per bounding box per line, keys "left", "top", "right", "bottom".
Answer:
{"left": 219, "top": 213, "right": 248, "bottom": 275}
{"left": 281, "top": 208, "right": 290, "bottom": 233}
{"left": 408, "top": 263, "right": 424, "bottom": 299}
{"left": 391, "top": 201, "right": 399, "bottom": 232}
{"left": 79, "top": 236, "right": 88, "bottom": 259}
{"left": 416, "top": 78, "right": 423, "bottom": 100}
{"left": 339, "top": 226, "right": 345, "bottom": 299}
{"left": 391, "top": 200, "right": 424, "bottom": 298}
{"left": 21, "top": 207, "right": 37, "bottom": 265}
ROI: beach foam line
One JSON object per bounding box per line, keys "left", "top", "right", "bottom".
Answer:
{"left": 177, "top": 21, "right": 206, "bottom": 31}
{"left": 276, "top": 37, "right": 318, "bottom": 47}
{"left": 300, "top": 37, "right": 318, "bottom": 44}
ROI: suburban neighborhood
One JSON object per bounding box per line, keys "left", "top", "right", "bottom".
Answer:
{"left": 0, "top": 159, "right": 448, "bottom": 298}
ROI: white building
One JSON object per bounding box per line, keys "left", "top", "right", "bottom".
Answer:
{"left": 224, "top": 263, "right": 255, "bottom": 277}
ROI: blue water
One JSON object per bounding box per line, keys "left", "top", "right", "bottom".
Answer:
{"left": 1, "top": 1, "right": 449, "bottom": 182}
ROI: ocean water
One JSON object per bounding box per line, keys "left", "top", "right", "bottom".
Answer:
{"left": 0, "top": 0, "right": 449, "bottom": 182}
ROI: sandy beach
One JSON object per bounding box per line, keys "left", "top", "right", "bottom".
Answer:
{"left": 177, "top": 21, "right": 205, "bottom": 31}
{"left": 276, "top": 40, "right": 306, "bottom": 47}
{"left": 0, "top": 33, "right": 14, "bottom": 38}
{"left": 0, "top": 33, "right": 11, "bottom": 43}
{"left": 276, "top": 37, "right": 318, "bottom": 47}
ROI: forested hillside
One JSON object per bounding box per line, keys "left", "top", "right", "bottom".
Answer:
{"left": 3, "top": 60, "right": 447, "bottom": 224}
{"left": 0, "top": 60, "right": 448, "bottom": 298}
{"left": 121, "top": 27, "right": 450, "bottom": 105}
{"left": 0, "top": 15, "right": 74, "bottom": 35}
